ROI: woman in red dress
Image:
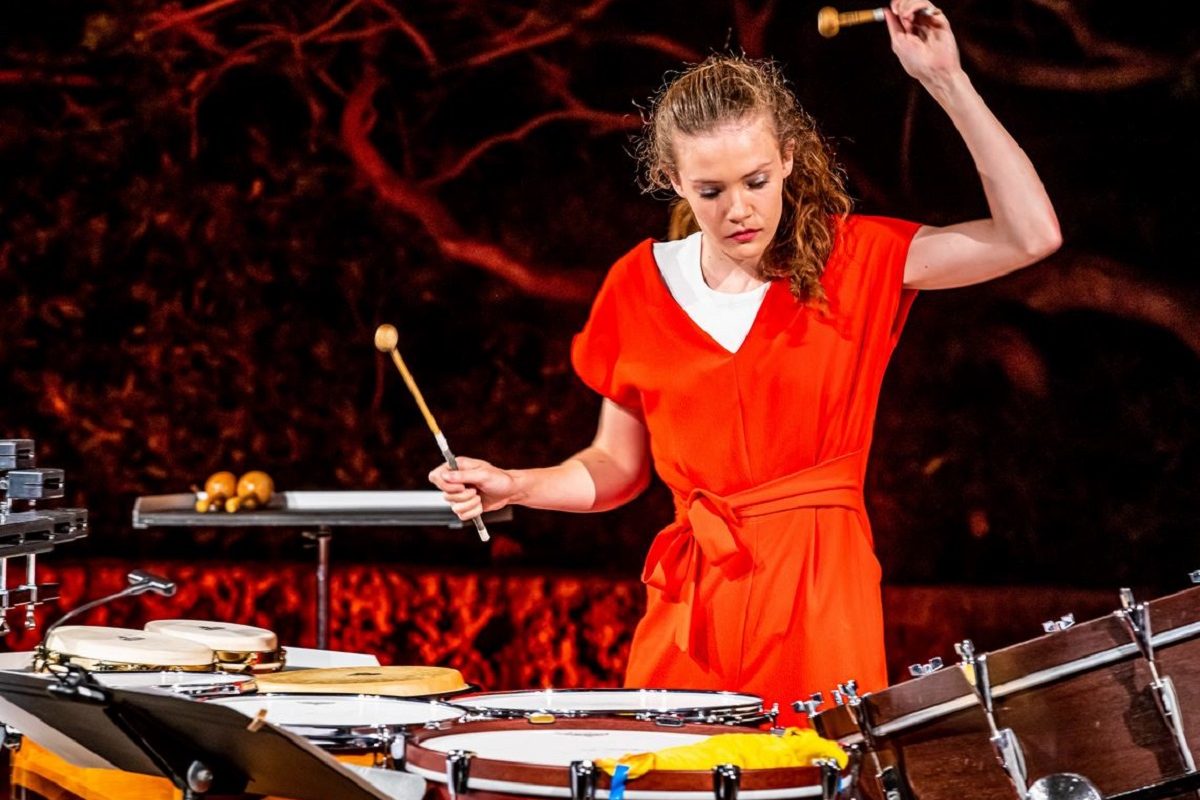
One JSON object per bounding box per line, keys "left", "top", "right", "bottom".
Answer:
{"left": 430, "top": 0, "right": 1060, "bottom": 725}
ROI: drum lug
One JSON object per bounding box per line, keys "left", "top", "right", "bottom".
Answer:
{"left": 389, "top": 729, "right": 410, "bottom": 770}
{"left": 792, "top": 693, "right": 823, "bottom": 720}
{"left": 654, "top": 714, "right": 685, "bottom": 727}
{"left": 712, "top": 763, "right": 740, "bottom": 800}
{"left": 877, "top": 765, "right": 906, "bottom": 800}
{"left": 814, "top": 758, "right": 839, "bottom": 800}
{"left": 446, "top": 749, "right": 475, "bottom": 800}
{"left": 376, "top": 726, "right": 410, "bottom": 770}
{"left": 569, "top": 760, "right": 596, "bottom": 800}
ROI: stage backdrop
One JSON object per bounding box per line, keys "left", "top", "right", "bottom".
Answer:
{"left": 2, "top": 0, "right": 1199, "bottom": 648}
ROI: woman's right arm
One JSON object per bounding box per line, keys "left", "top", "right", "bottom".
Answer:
{"left": 429, "top": 398, "right": 652, "bottom": 521}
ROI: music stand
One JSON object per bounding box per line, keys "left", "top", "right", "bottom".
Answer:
{"left": 0, "top": 670, "right": 396, "bottom": 800}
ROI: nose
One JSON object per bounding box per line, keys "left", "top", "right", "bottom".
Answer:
{"left": 727, "top": 187, "right": 751, "bottom": 223}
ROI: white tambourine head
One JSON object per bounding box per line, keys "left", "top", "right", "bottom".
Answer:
{"left": 45, "top": 625, "right": 216, "bottom": 667}
{"left": 144, "top": 619, "right": 279, "bottom": 653}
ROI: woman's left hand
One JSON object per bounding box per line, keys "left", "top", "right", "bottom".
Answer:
{"left": 885, "top": 0, "right": 963, "bottom": 88}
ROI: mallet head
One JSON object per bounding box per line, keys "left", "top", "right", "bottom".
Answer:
{"left": 374, "top": 323, "right": 399, "bottom": 353}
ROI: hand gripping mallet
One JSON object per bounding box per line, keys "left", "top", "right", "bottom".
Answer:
{"left": 374, "top": 324, "right": 490, "bottom": 542}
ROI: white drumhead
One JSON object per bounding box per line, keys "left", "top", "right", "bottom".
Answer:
{"left": 210, "top": 695, "right": 466, "bottom": 727}
{"left": 45, "top": 626, "right": 215, "bottom": 667}
{"left": 94, "top": 672, "right": 252, "bottom": 695}
{"left": 145, "top": 619, "right": 278, "bottom": 652}
{"left": 424, "top": 728, "right": 709, "bottom": 767}
{"left": 457, "top": 689, "right": 763, "bottom": 714}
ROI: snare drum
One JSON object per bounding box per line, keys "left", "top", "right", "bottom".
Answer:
{"left": 209, "top": 694, "right": 465, "bottom": 762}
{"left": 405, "top": 718, "right": 842, "bottom": 799}
{"left": 253, "top": 665, "right": 470, "bottom": 698}
{"left": 92, "top": 671, "right": 255, "bottom": 698}
{"left": 35, "top": 625, "right": 215, "bottom": 673}
{"left": 454, "top": 689, "right": 774, "bottom": 726}
{"left": 144, "top": 619, "right": 284, "bottom": 673}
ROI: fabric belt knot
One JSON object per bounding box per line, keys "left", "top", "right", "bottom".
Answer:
{"left": 641, "top": 451, "right": 865, "bottom": 656}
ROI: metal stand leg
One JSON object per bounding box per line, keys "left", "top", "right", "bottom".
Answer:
{"left": 304, "top": 526, "right": 333, "bottom": 650}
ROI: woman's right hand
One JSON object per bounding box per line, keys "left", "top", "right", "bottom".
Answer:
{"left": 428, "top": 456, "right": 519, "bottom": 521}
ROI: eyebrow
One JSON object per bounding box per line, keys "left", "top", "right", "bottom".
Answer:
{"left": 691, "top": 162, "right": 773, "bottom": 185}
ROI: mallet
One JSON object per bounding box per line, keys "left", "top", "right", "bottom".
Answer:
{"left": 817, "top": 5, "right": 940, "bottom": 38}
{"left": 374, "top": 324, "right": 490, "bottom": 542}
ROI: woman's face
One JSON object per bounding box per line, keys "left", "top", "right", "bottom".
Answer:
{"left": 669, "top": 114, "right": 793, "bottom": 273}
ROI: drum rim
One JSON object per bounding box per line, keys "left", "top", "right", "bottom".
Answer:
{"left": 205, "top": 693, "right": 468, "bottom": 732}
{"left": 405, "top": 717, "right": 832, "bottom": 792}
{"left": 251, "top": 667, "right": 472, "bottom": 697}
{"left": 451, "top": 688, "right": 766, "bottom": 720}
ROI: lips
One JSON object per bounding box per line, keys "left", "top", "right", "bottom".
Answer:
{"left": 729, "top": 229, "right": 760, "bottom": 243}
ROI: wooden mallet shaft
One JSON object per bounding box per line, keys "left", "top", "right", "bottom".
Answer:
{"left": 374, "top": 324, "right": 490, "bottom": 542}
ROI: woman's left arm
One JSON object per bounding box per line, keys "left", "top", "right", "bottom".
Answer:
{"left": 886, "top": 0, "right": 1062, "bottom": 290}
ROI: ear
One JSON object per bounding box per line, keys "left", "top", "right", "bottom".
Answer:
{"left": 781, "top": 140, "right": 795, "bottom": 179}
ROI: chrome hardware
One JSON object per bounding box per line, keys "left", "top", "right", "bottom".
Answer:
{"left": 907, "top": 657, "right": 944, "bottom": 677}
{"left": 1190, "top": 570, "right": 1200, "bottom": 585}
{"left": 972, "top": 653, "right": 1029, "bottom": 797}
{"left": 712, "top": 764, "right": 741, "bottom": 800}
{"left": 1117, "top": 588, "right": 1196, "bottom": 773}
{"left": 2, "top": 724, "right": 22, "bottom": 752}
{"left": 792, "top": 692, "right": 824, "bottom": 719}
{"left": 814, "top": 758, "right": 840, "bottom": 800}
{"left": 447, "top": 750, "right": 474, "bottom": 800}
{"left": 1042, "top": 613, "right": 1075, "bottom": 633}
{"left": 569, "top": 760, "right": 596, "bottom": 800}
{"left": 954, "top": 639, "right": 976, "bottom": 665}
{"left": 186, "top": 760, "right": 213, "bottom": 794}
{"left": 1027, "top": 773, "right": 1103, "bottom": 800}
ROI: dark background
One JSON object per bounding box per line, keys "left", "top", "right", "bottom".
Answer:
{"left": 2, "top": 0, "right": 1199, "bottom": 590}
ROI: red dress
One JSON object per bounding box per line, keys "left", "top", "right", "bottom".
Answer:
{"left": 571, "top": 215, "right": 921, "bottom": 726}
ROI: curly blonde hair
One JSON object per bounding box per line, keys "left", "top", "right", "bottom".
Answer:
{"left": 637, "top": 55, "right": 852, "bottom": 305}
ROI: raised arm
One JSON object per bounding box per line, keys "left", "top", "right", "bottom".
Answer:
{"left": 885, "top": 0, "right": 1062, "bottom": 290}
{"left": 429, "top": 398, "right": 652, "bottom": 521}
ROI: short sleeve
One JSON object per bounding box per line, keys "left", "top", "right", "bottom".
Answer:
{"left": 843, "top": 215, "right": 922, "bottom": 347}
{"left": 570, "top": 247, "right": 645, "bottom": 411}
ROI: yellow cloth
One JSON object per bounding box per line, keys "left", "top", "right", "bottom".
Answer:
{"left": 595, "top": 727, "right": 847, "bottom": 779}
